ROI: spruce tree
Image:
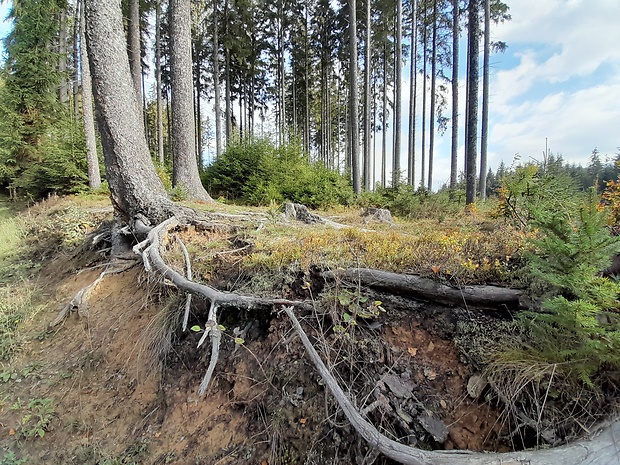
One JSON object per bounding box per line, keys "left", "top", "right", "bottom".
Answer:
{"left": 0, "top": 0, "right": 88, "bottom": 196}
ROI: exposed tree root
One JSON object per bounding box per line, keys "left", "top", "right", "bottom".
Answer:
{"left": 59, "top": 211, "right": 619, "bottom": 463}
{"left": 50, "top": 260, "right": 137, "bottom": 327}
{"left": 132, "top": 216, "right": 310, "bottom": 394}
{"left": 283, "top": 305, "right": 620, "bottom": 465}
{"left": 324, "top": 268, "right": 527, "bottom": 312}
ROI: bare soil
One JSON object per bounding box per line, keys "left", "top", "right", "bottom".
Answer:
{"left": 0, "top": 240, "right": 515, "bottom": 465}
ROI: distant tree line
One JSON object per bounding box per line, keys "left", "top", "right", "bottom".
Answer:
{"left": 482, "top": 149, "right": 620, "bottom": 199}
{"left": 0, "top": 0, "right": 517, "bottom": 203}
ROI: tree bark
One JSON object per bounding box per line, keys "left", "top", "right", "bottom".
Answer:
{"left": 407, "top": 0, "right": 417, "bottom": 186}
{"left": 128, "top": 0, "right": 142, "bottom": 106}
{"left": 465, "top": 0, "right": 480, "bottom": 205}
{"left": 349, "top": 0, "right": 361, "bottom": 195}
{"left": 58, "top": 6, "right": 69, "bottom": 105}
{"left": 420, "top": 9, "right": 427, "bottom": 189}
{"left": 323, "top": 268, "right": 525, "bottom": 311}
{"left": 427, "top": 0, "right": 437, "bottom": 191}
{"left": 363, "top": 0, "right": 372, "bottom": 191}
{"left": 80, "top": 1, "right": 101, "bottom": 190}
{"left": 73, "top": 0, "right": 81, "bottom": 120}
{"left": 155, "top": 0, "right": 165, "bottom": 165}
{"left": 381, "top": 41, "right": 387, "bottom": 188}
{"left": 449, "top": 0, "right": 459, "bottom": 190}
{"left": 169, "top": 0, "right": 213, "bottom": 201}
{"left": 84, "top": 0, "right": 177, "bottom": 225}
{"left": 480, "top": 0, "right": 491, "bottom": 201}
{"left": 393, "top": 0, "right": 402, "bottom": 187}
{"left": 213, "top": 0, "right": 222, "bottom": 158}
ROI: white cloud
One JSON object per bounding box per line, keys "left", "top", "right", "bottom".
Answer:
{"left": 487, "top": 0, "right": 620, "bottom": 169}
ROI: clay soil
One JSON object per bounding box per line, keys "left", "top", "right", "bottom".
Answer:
{"left": 0, "top": 238, "right": 515, "bottom": 465}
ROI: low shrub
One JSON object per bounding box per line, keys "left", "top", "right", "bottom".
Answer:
{"left": 202, "top": 139, "right": 354, "bottom": 209}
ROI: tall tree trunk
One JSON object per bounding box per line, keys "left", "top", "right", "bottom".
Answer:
{"left": 224, "top": 0, "right": 231, "bottom": 142}
{"left": 58, "top": 7, "right": 69, "bottom": 104}
{"left": 212, "top": 0, "right": 222, "bottom": 157}
{"left": 80, "top": 0, "right": 101, "bottom": 190}
{"left": 407, "top": 0, "right": 417, "bottom": 186}
{"left": 169, "top": 0, "right": 213, "bottom": 201}
{"left": 196, "top": 66, "right": 203, "bottom": 168}
{"left": 128, "top": 0, "right": 142, "bottom": 106}
{"left": 155, "top": 0, "right": 165, "bottom": 165}
{"left": 465, "top": 0, "right": 480, "bottom": 205}
{"left": 427, "top": 0, "right": 437, "bottom": 191}
{"left": 480, "top": 0, "right": 490, "bottom": 201}
{"left": 381, "top": 41, "right": 387, "bottom": 188}
{"left": 449, "top": 0, "right": 459, "bottom": 190}
{"left": 420, "top": 14, "right": 427, "bottom": 189}
{"left": 72, "top": 0, "right": 81, "bottom": 119}
{"left": 372, "top": 77, "right": 377, "bottom": 188}
{"left": 393, "top": 0, "right": 402, "bottom": 187}
{"left": 304, "top": 1, "right": 310, "bottom": 154}
{"left": 84, "top": 0, "right": 176, "bottom": 225}
{"left": 363, "top": 0, "right": 371, "bottom": 190}
{"left": 349, "top": 0, "right": 360, "bottom": 195}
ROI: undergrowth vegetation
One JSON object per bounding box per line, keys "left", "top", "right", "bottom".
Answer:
{"left": 201, "top": 138, "right": 354, "bottom": 208}
{"left": 484, "top": 165, "right": 620, "bottom": 442}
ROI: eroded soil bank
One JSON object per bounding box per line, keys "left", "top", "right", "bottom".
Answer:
{"left": 0, "top": 247, "right": 515, "bottom": 464}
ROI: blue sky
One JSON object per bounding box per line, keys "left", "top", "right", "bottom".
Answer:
{"left": 1, "top": 1, "right": 618, "bottom": 190}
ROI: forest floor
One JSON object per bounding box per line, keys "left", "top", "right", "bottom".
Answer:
{"left": 0, "top": 194, "right": 605, "bottom": 464}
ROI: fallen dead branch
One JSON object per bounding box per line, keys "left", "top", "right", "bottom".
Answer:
{"left": 323, "top": 268, "right": 526, "bottom": 312}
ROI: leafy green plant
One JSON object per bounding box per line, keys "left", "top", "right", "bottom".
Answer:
{"left": 18, "top": 398, "right": 55, "bottom": 439}
{"left": 0, "top": 368, "right": 17, "bottom": 383}
{"left": 1, "top": 449, "right": 28, "bottom": 465}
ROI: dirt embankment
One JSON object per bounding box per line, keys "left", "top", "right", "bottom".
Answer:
{"left": 0, "top": 242, "right": 513, "bottom": 464}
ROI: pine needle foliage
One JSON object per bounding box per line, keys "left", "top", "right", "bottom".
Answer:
{"left": 0, "top": 0, "right": 89, "bottom": 197}
{"left": 516, "top": 190, "right": 620, "bottom": 386}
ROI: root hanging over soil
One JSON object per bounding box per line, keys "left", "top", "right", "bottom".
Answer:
{"left": 58, "top": 206, "right": 620, "bottom": 465}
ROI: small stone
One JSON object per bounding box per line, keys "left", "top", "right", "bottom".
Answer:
{"left": 418, "top": 413, "right": 449, "bottom": 443}
{"left": 382, "top": 374, "right": 415, "bottom": 398}
{"left": 467, "top": 374, "right": 488, "bottom": 399}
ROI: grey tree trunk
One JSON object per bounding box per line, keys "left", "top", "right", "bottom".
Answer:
{"left": 420, "top": 15, "right": 427, "bottom": 189}
{"left": 84, "top": 0, "right": 177, "bottom": 225}
{"left": 465, "top": 0, "right": 480, "bottom": 205}
{"left": 128, "top": 0, "right": 142, "bottom": 105}
{"left": 58, "top": 7, "right": 69, "bottom": 105}
{"left": 407, "top": 0, "right": 417, "bottom": 186}
{"left": 480, "top": 0, "right": 490, "bottom": 201}
{"left": 73, "top": 0, "right": 81, "bottom": 120}
{"left": 155, "top": 0, "right": 165, "bottom": 165}
{"left": 393, "top": 0, "right": 402, "bottom": 187}
{"left": 169, "top": 0, "right": 213, "bottom": 201}
{"left": 349, "top": 0, "right": 361, "bottom": 195}
{"left": 224, "top": 11, "right": 232, "bottom": 144}
{"left": 427, "top": 0, "right": 437, "bottom": 191}
{"left": 213, "top": 0, "right": 222, "bottom": 158}
{"left": 381, "top": 41, "right": 387, "bottom": 188}
{"left": 80, "top": 1, "right": 101, "bottom": 190}
{"left": 363, "top": 0, "right": 371, "bottom": 190}
{"left": 449, "top": 0, "right": 459, "bottom": 190}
